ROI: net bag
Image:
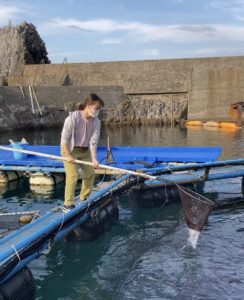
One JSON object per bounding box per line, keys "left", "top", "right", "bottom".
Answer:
{"left": 177, "top": 185, "right": 215, "bottom": 231}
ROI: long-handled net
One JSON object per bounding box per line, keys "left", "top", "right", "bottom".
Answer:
{"left": 0, "top": 145, "right": 215, "bottom": 235}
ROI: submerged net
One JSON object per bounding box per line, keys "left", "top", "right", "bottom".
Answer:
{"left": 177, "top": 185, "right": 215, "bottom": 231}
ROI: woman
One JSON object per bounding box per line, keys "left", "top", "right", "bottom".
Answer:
{"left": 61, "top": 93, "right": 104, "bottom": 211}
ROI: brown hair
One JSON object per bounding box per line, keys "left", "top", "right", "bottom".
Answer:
{"left": 78, "top": 93, "right": 104, "bottom": 110}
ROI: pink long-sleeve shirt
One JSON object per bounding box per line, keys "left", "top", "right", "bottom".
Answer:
{"left": 60, "top": 111, "right": 101, "bottom": 153}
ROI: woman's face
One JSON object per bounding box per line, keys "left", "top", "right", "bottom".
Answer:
{"left": 88, "top": 103, "right": 100, "bottom": 118}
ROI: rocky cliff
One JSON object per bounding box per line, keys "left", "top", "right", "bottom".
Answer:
{"left": 0, "top": 22, "right": 50, "bottom": 77}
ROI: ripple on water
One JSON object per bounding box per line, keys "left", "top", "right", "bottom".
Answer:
{"left": 120, "top": 209, "right": 244, "bottom": 300}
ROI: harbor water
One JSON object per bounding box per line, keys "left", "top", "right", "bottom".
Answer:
{"left": 0, "top": 125, "right": 243, "bottom": 300}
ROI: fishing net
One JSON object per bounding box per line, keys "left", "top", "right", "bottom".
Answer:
{"left": 0, "top": 267, "right": 36, "bottom": 300}
{"left": 177, "top": 185, "right": 215, "bottom": 231}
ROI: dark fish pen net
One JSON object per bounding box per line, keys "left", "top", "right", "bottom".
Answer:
{"left": 177, "top": 185, "right": 215, "bottom": 231}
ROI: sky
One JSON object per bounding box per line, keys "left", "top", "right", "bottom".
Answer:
{"left": 1, "top": 0, "right": 244, "bottom": 63}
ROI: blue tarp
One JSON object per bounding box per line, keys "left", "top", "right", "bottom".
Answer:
{"left": 0, "top": 145, "right": 221, "bottom": 168}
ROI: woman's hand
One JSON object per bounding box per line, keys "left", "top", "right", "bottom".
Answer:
{"left": 62, "top": 144, "right": 75, "bottom": 163}
{"left": 67, "top": 154, "right": 75, "bottom": 163}
{"left": 92, "top": 158, "right": 99, "bottom": 169}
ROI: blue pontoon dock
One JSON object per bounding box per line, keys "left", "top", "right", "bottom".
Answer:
{"left": 0, "top": 145, "right": 222, "bottom": 173}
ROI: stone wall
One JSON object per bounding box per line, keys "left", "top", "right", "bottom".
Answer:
{"left": 0, "top": 85, "right": 188, "bottom": 130}
{"left": 0, "top": 86, "right": 124, "bottom": 131}
{"left": 104, "top": 93, "right": 188, "bottom": 126}
{"left": 8, "top": 60, "right": 192, "bottom": 93}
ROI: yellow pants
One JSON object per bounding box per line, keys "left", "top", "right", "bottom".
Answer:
{"left": 61, "top": 147, "right": 95, "bottom": 206}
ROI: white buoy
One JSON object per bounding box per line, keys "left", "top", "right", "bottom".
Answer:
{"left": 29, "top": 172, "right": 65, "bottom": 195}
{"left": 29, "top": 172, "right": 65, "bottom": 186}
{"left": 0, "top": 183, "right": 8, "bottom": 195}
{"left": 0, "top": 171, "right": 22, "bottom": 183}
{"left": 30, "top": 184, "right": 54, "bottom": 195}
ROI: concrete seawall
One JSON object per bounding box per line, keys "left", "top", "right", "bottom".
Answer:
{"left": 8, "top": 56, "right": 244, "bottom": 121}
{"left": 0, "top": 86, "right": 125, "bottom": 130}
{"left": 1, "top": 56, "right": 244, "bottom": 130}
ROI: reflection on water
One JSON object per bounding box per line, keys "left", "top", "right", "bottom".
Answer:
{"left": 0, "top": 125, "right": 243, "bottom": 299}
{"left": 0, "top": 125, "right": 243, "bottom": 159}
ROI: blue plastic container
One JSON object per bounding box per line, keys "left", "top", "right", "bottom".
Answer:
{"left": 11, "top": 142, "right": 29, "bottom": 160}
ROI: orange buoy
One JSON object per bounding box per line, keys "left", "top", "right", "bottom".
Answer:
{"left": 220, "top": 122, "right": 241, "bottom": 130}
{"left": 18, "top": 215, "right": 33, "bottom": 224}
{"left": 185, "top": 120, "right": 203, "bottom": 127}
{"left": 204, "top": 121, "right": 220, "bottom": 127}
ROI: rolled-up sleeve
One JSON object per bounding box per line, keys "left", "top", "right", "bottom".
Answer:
{"left": 61, "top": 116, "right": 73, "bottom": 145}
{"left": 90, "top": 120, "right": 101, "bottom": 147}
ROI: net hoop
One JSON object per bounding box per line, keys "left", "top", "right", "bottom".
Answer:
{"left": 176, "top": 184, "right": 215, "bottom": 207}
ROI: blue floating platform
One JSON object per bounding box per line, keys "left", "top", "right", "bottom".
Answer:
{"left": 0, "top": 146, "right": 221, "bottom": 170}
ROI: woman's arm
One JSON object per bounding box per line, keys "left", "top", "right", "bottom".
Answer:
{"left": 62, "top": 143, "right": 75, "bottom": 162}
{"left": 90, "top": 144, "right": 98, "bottom": 168}
{"left": 61, "top": 116, "right": 74, "bottom": 162}
{"left": 90, "top": 120, "right": 101, "bottom": 168}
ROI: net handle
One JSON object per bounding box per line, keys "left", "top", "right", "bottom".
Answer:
{"left": 0, "top": 145, "right": 215, "bottom": 206}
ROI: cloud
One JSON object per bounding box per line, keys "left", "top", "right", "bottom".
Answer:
{"left": 49, "top": 18, "right": 118, "bottom": 33}
{"left": 46, "top": 18, "right": 244, "bottom": 43}
{"left": 141, "top": 48, "right": 160, "bottom": 57}
{"left": 210, "top": 0, "right": 244, "bottom": 21}
{"left": 100, "top": 38, "right": 123, "bottom": 44}
{"left": 182, "top": 46, "right": 244, "bottom": 58}
{"left": 0, "top": 4, "right": 25, "bottom": 25}
{"left": 191, "top": 48, "right": 223, "bottom": 55}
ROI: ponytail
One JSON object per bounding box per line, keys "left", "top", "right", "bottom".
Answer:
{"left": 77, "top": 103, "right": 86, "bottom": 110}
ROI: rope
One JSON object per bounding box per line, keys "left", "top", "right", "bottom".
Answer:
{"left": 0, "top": 210, "right": 39, "bottom": 216}
{"left": 136, "top": 175, "right": 140, "bottom": 186}
{"left": 109, "top": 187, "right": 114, "bottom": 198}
{"left": 163, "top": 184, "right": 170, "bottom": 206}
{"left": 11, "top": 245, "right": 21, "bottom": 261}
{"left": 41, "top": 241, "right": 53, "bottom": 255}
{"left": 58, "top": 213, "right": 65, "bottom": 231}
{"left": 85, "top": 202, "right": 91, "bottom": 213}
{"left": 31, "top": 211, "right": 40, "bottom": 222}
